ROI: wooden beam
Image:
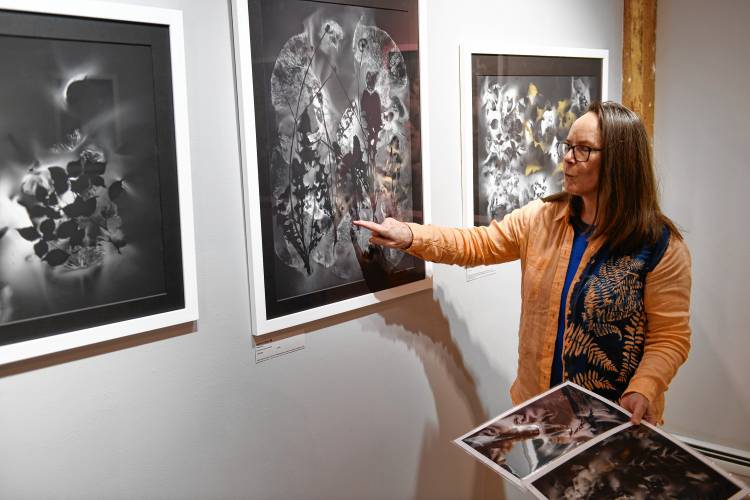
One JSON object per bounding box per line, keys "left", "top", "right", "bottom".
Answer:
{"left": 622, "top": 0, "right": 657, "bottom": 138}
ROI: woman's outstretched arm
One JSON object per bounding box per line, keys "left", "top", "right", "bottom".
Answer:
{"left": 353, "top": 199, "right": 541, "bottom": 267}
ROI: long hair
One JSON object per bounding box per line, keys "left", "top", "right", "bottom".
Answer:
{"left": 551, "top": 101, "right": 681, "bottom": 255}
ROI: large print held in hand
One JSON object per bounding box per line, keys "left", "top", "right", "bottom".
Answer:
{"left": 455, "top": 382, "right": 630, "bottom": 489}
{"left": 0, "top": 1, "right": 197, "bottom": 364}
{"left": 233, "top": 0, "right": 431, "bottom": 334}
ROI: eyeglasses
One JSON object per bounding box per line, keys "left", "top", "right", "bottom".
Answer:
{"left": 556, "top": 142, "right": 602, "bottom": 162}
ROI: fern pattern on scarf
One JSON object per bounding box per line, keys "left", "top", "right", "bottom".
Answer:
{"left": 562, "top": 227, "right": 671, "bottom": 403}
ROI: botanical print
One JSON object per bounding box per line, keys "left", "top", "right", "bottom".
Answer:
{"left": 474, "top": 75, "right": 596, "bottom": 224}
{"left": 530, "top": 424, "right": 743, "bottom": 500}
{"left": 0, "top": 34, "right": 167, "bottom": 332}
{"left": 563, "top": 228, "right": 671, "bottom": 404}
{"left": 461, "top": 384, "right": 629, "bottom": 480}
{"left": 250, "top": 0, "right": 423, "bottom": 312}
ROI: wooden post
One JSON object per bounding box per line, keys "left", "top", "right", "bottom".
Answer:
{"left": 622, "top": 0, "right": 657, "bottom": 139}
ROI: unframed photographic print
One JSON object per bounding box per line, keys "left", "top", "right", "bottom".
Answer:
{"left": 457, "top": 383, "right": 629, "bottom": 483}
{"left": 529, "top": 424, "right": 747, "bottom": 500}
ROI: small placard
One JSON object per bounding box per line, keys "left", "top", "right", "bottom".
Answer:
{"left": 255, "top": 334, "right": 305, "bottom": 363}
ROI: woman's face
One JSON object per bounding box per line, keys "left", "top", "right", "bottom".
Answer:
{"left": 562, "top": 111, "right": 602, "bottom": 199}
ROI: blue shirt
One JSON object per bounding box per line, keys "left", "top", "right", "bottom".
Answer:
{"left": 550, "top": 218, "right": 590, "bottom": 387}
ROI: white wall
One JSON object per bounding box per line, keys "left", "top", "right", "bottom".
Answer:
{"left": 0, "top": 1, "right": 623, "bottom": 499}
{"left": 655, "top": 0, "right": 750, "bottom": 451}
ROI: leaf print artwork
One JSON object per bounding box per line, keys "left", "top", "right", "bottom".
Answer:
{"left": 455, "top": 383, "right": 630, "bottom": 487}
{"left": 246, "top": 0, "right": 426, "bottom": 321}
{"left": 475, "top": 75, "right": 594, "bottom": 224}
{"left": 465, "top": 51, "right": 605, "bottom": 228}
{"left": 0, "top": 20, "right": 178, "bottom": 335}
{"left": 531, "top": 423, "right": 746, "bottom": 500}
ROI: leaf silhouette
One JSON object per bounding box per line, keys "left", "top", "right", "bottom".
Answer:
{"left": 84, "top": 162, "right": 106, "bottom": 176}
{"left": 35, "top": 185, "right": 48, "bottom": 202}
{"left": 91, "top": 176, "right": 105, "bottom": 187}
{"left": 17, "top": 226, "right": 40, "bottom": 241}
{"left": 62, "top": 198, "right": 83, "bottom": 218}
{"left": 108, "top": 180, "right": 124, "bottom": 200}
{"left": 27, "top": 205, "right": 47, "bottom": 218}
{"left": 66, "top": 160, "right": 83, "bottom": 177}
{"left": 62, "top": 197, "right": 96, "bottom": 218}
{"left": 0, "top": 226, "right": 7, "bottom": 240}
{"left": 48, "top": 166, "right": 69, "bottom": 195}
{"left": 56, "top": 220, "right": 78, "bottom": 239}
{"left": 81, "top": 197, "right": 97, "bottom": 216}
{"left": 44, "top": 249, "right": 69, "bottom": 266}
{"left": 47, "top": 193, "right": 58, "bottom": 206}
{"left": 71, "top": 175, "right": 91, "bottom": 195}
{"left": 34, "top": 240, "right": 48, "bottom": 258}
{"left": 39, "top": 219, "right": 56, "bottom": 240}
{"left": 45, "top": 207, "right": 62, "bottom": 219}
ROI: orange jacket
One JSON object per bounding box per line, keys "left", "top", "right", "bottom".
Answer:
{"left": 405, "top": 198, "right": 691, "bottom": 422}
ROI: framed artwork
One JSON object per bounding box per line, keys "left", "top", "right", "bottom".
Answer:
{"left": 0, "top": 0, "right": 198, "bottom": 364}
{"left": 233, "top": 0, "right": 431, "bottom": 335}
{"left": 459, "top": 46, "right": 607, "bottom": 280}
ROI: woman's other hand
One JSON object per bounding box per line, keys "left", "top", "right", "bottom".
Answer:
{"left": 352, "top": 218, "right": 413, "bottom": 249}
{"left": 620, "top": 392, "right": 656, "bottom": 425}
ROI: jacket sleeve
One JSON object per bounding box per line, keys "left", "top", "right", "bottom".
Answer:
{"left": 403, "top": 200, "right": 540, "bottom": 267}
{"left": 625, "top": 236, "right": 692, "bottom": 404}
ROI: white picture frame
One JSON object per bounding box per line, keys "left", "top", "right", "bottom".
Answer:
{"left": 459, "top": 45, "right": 608, "bottom": 281}
{"left": 232, "top": 0, "right": 432, "bottom": 335}
{"left": 0, "top": 0, "right": 198, "bottom": 365}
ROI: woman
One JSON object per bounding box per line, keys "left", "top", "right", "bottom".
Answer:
{"left": 355, "top": 101, "right": 691, "bottom": 425}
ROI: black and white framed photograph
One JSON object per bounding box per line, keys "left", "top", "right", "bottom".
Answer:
{"left": 459, "top": 45, "right": 607, "bottom": 280}
{"left": 233, "top": 0, "right": 431, "bottom": 335}
{"left": 527, "top": 422, "right": 748, "bottom": 500}
{"left": 454, "top": 382, "right": 630, "bottom": 488}
{"left": 0, "top": 0, "right": 197, "bottom": 364}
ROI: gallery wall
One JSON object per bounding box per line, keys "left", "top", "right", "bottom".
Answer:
{"left": 0, "top": 1, "right": 622, "bottom": 499}
{"left": 655, "top": 0, "right": 750, "bottom": 451}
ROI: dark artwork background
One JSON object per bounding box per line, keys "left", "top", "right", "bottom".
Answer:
{"left": 471, "top": 54, "right": 602, "bottom": 225}
{"left": 531, "top": 424, "right": 742, "bottom": 500}
{"left": 0, "top": 11, "right": 183, "bottom": 346}
{"left": 461, "top": 385, "right": 628, "bottom": 480}
{"left": 248, "top": 0, "right": 425, "bottom": 319}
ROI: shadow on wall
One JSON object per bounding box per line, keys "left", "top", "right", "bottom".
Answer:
{"left": 372, "top": 286, "right": 509, "bottom": 500}
{"left": 0, "top": 321, "right": 196, "bottom": 378}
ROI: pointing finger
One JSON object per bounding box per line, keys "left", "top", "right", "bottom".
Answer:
{"left": 353, "top": 220, "right": 385, "bottom": 234}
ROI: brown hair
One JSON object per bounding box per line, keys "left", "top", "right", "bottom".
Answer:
{"left": 551, "top": 101, "right": 681, "bottom": 254}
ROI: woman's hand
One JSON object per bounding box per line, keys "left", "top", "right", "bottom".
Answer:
{"left": 352, "top": 218, "right": 413, "bottom": 250}
{"left": 620, "top": 392, "right": 656, "bottom": 425}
